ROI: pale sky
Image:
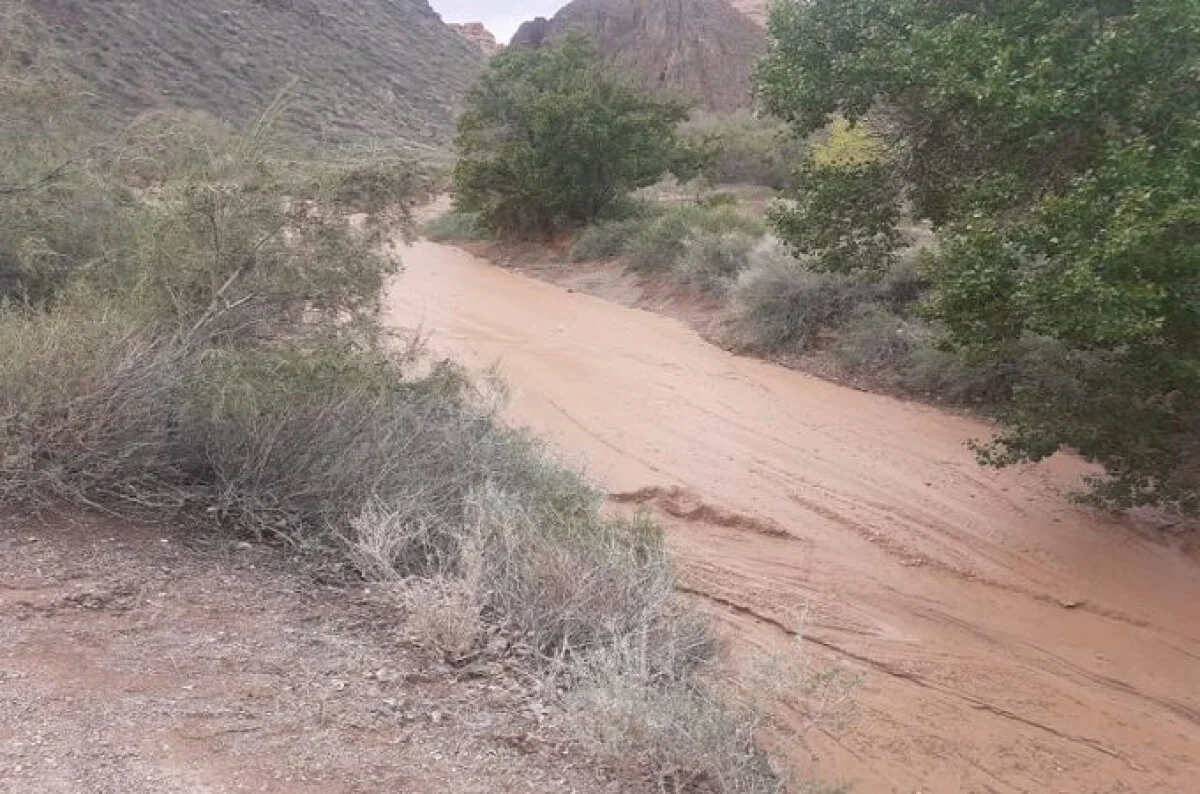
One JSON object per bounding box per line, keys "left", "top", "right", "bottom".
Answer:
{"left": 430, "top": 1, "right": 567, "bottom": 45}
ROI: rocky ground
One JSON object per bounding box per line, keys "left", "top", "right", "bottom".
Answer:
{"left": 0, "top": 513, "right": 640, "bottom": 794}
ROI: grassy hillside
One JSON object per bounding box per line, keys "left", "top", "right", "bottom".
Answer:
{"left": 22, "top": 0, "right": 484, "bottom": 152}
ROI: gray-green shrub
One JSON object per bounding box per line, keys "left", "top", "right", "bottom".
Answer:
{"left": 626, "top": 206, "right": 764, "bottom": 274}
{"left": 569, "top": 217, "right": 646, "bottom": 262}
{"left": 421, "top": 209, "right": 485, "bottom": 242}
{"left": 729, "top": 242, "right": 872, "bottom": 353}
{"left": 676, "top": 231, "right": 757, "bottom": 294}
{"left": 830, "top": 307, "right": 927, "bottom": 378}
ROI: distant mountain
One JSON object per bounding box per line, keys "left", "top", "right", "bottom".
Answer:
{"left": 450, "top": 22, "right": 503, "bottom": 56}
{"left": 21, "top": 0, "right": 485, "bottom": 151}
{"left": 511, "top": 0, "right": 766, "bottom": 112}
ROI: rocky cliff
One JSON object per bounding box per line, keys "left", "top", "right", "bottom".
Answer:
{"left": 511, "top": 0, "right": 766, "bottom": 112}
{"left": 450, "top": 22, "right": 503, "bottom": 56}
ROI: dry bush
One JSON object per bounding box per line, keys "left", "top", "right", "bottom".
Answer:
{"left": 344, "top": 479, "right": 714, "bottom": 672}
{"left": 465, "top": 485, "right": 715, "bottom": 669}
{"left": 626, "top": 206, "right": 764, "bottom": 275}
{"left": 0, "top": 296, "right": 192, "bottom": 513}
{"left": 569, "top": 217, "right": 646, "bottom": 262}
{"left": 728, "top": 241, "right": 872, "bottom": 354}
{"left": 0, "top": 10, "right": 131, "bottom": 305}
{"left": 567, "top": 667, "right": 779, "bottom": 794}
{"left": 183, "top": 345, "right": 492, "bottom": 540}
{"left": 566, "top": 625, "right": 860, "bottom": 794}
{"left": 676, "top": 231, "right": 757, "bottom": 295}
{"left": 348, "top": 480, "right": 787, "bottom": 792}
{"left": 830, "top": 307, "right": 928, "bottom": 378}
{"left": 747, "top": 630, "right": 861, "bottom": 746}
{"left": 421, "top": 209, "right": 485, "bottom": 242}
{"left": 401, "top": 575, "right": 485, "bottom": 661}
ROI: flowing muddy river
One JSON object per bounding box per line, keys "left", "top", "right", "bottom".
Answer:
{"left": 384, "top": 239, "right": 1200, "bottom": 793}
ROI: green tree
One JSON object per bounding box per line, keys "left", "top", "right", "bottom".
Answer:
{"left": 453, "top": 34, "right": 689, "bottom": 238}
{"left": 758, "top": 0, "right": 1200, "bottom": 511}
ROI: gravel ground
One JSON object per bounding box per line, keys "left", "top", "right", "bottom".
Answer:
{"left": 0, "top": 513, "right": 637, "bottom": 794}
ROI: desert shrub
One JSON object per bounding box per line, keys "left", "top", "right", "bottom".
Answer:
{"left": 0, "top": 292, "right": 717, "bottom": 664}
{"left": 325, "top": 157, "right": 426, "bottom": 220}
{"left": 460, "top": 486, "right": 715, "bottom": 667}
{"left": 874, "top": 250, "right": 929, "bottom": 312}
{"left": 112, "top": 109, "right": 241, "bottom": 184}
{"left": 730, "top": 242, "right": 872, "bottom": 353}
{"left": 183, "top": 343, "right": 483, "bottom": 540}
{"left": 421, "top": 209, "right": 485, "bottom": 242}
{"left": 119, "top": 145, "right": 397, "bottom": 342}
{"left": 626, "top": 206, "right": 764, "bottom": 274}
{"left": 676, "top": 231, "right": 757, "bottom": 294}
{"left": 0, "top": 295, "right": 191, "bottom": 511}
{"left": 830, "top": 307, "right": 927, "bottom": 378}
{"left": 624, "top": 213, "right": 693, "bottom": 273}
{"left": 567, "top": 668, "right": 778, "bottom": 794}
{"left": 0, "top": 16, "right": 131, "bottom": 305}
{"left": 569, "top": 217, "right": 646, "bottom": 262}
{"left": 567, "top": 625, "right": 860, "bottom": 794}
{"left": 681, "top": 110, "right": 804, "bottom": 190}
{"left": 892, "top": 333, "right": 1088, "bottom": 411}
{"left": 699, "top": 191, "right": 740, "bottom": 209}
{"left": 898, "top": 345, "right": 1017, "bottom": 406}
{"left": 0, "top": 171, "right": 137, "bottom": 306}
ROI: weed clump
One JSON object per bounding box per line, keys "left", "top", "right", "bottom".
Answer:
{"left": 627, "top": 206, "right": 764, "bottom": 274}
{"left": 729, "top": 241, "right": 872, "bottom": 353}
{"left": 421, "top": 209, "right": 485, "bottom": 242}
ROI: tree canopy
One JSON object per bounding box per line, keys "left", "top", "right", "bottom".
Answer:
{"left": 453, "top": 34, "right": 691, "bottom": 238}
{"left": 759, "top": 0, "right": 1200, "bottom": 511}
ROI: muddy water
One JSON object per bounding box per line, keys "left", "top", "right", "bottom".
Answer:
{"left": 384, "top": 240, "right": 1200, "bottom": 793}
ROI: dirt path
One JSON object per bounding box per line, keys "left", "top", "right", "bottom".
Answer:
{"left": 384, "top": 240, "right": 1200, "bottom": 794}
{"left": 0, "top": 516, "right": 629, "bottom": 794}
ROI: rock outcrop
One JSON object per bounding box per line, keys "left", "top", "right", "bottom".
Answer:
{"left": 511, "top": 0, "right": 766, "bottom": 112}
{"left": 450, "top": 22, "right": 503, "bottom": 56}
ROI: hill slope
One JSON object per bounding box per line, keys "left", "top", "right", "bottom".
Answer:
{"left": 729, "top": 0, "right": 768, "bottom": 26}
{"left": 22, "top": 0, "right": 485, "bottom": 151}
{"left": 511, "top": 0, "right": 765, "bottom": 112}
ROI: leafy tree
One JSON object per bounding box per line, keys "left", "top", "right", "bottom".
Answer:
{"left": 767, "top": 118, "right": 903, "bottom": 275}
{"left": 453, "top": 34, "right": 689, "bottom": 238}
{"left": 759, "top": 0, "right": 1200, "bottom": 511}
